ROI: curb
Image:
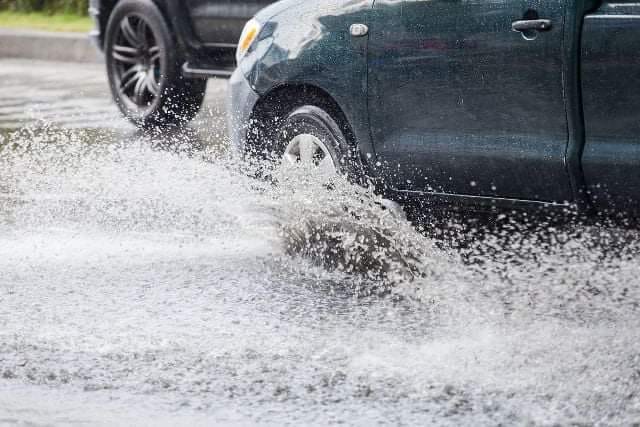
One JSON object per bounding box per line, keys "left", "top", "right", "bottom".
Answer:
{"left": 0, "top": 28, "right": 103, "bottom": 63}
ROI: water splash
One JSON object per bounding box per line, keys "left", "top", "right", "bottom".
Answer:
{"left": 2, "top": 124, "right": 640, "bottom": 425}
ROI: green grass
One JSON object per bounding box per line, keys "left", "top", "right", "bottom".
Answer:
{"left": 0, "top": 10, "right": 92, "bottom": 32}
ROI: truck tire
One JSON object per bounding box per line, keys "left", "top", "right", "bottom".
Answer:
{"left": 104, "top": 0, "right": 206, "bottom": 127}
{"left": 275, "top": 105, "right": 363, "bottom": 181}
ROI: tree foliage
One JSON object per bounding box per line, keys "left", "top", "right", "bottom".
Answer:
{"left": 0, "top": 0, "right": 89, "bottom": 16}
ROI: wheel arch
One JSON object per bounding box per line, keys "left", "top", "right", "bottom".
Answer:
{"left": 246, "top": 84, "right": 358, "bottom": 158}
{"left": 99, "top": 0, "right": 172, "bottom": 48}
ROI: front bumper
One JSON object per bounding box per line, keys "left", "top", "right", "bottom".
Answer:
{"left": 227, "top": 67, "right": 260, "bottom": 157}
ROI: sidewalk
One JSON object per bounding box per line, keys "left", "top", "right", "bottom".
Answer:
{"left": 0, "top": 28, "right": 101, "bottom": 63}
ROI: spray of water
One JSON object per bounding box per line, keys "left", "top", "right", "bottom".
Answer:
{"left": 2, "top": 123, "right": 640, "bottom": 425}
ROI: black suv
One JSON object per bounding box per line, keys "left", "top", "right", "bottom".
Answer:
{"left": 89, "top": 0, "right": 273, "bottom": 127}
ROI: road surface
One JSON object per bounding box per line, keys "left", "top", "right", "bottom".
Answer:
{"left": 1, "top": 58, "right": 640, "bottom": 426}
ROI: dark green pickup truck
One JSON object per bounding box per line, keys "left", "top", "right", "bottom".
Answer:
{"left": 227, "top": 0, "right": 640, "bottom": 218}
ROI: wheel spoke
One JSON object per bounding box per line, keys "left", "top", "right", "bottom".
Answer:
{"left": 145, "top": 73, "right": 160, "bottom": 96}
{"left": 284, "top": 152, "right": 298, "bottom": 166}
{"left": 112, "top": 44, "right": 140, "bottom": 64}
{"left": 119, "top": 67, "right": 140, "bottom": 93}
{"left": 120, "top": 16, "right": 141, "bottom": 47}
{"left": 135, "top": 18, "right": 149, "bottom": 49}
{"left": 318, "top": 155, "right": 336, "bottom": 174}
{"left": 298, "top": 135, "right": 317, "bottom": 164}
{"left": 149, "top": 45, "right": 161, "bottom": 64}
{"left": 133, "top": 72, "right": 148, "bottom": 105}
{"left": 282, "top": 134, "right": 337, "bottom": 176}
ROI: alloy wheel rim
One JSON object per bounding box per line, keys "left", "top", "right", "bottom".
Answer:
{"left": 111, "top": 14, "right": 162, "bottom": 111}
{"left": 283, "top": 134, "right": 337, "bottom": 175}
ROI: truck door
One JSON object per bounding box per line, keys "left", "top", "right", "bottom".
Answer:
{"left": 582, "top": 1, "right": 640, "bottom": 214}
{"left": 367, "top": 0, "right": 572, "bottom": 203}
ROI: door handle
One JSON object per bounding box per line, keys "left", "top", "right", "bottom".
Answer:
{"left": 512, "top": 19, "right": 552, "bottom": 33}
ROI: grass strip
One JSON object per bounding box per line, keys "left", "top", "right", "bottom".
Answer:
{"left": 0, "top": 10, "right": 92, "bottom": 32}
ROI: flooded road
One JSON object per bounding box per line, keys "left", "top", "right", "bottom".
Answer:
{"left": 1, "top": 58, "right": 640, "bottom": 425}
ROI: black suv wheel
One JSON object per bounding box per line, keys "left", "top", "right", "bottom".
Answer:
{"left": 104, "top": 0, "right": 206, "bottom": 127}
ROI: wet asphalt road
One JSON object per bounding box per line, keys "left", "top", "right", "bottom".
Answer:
{"left": 0, "top": 58, "right": 228, "bottom": 137}
{"left": 2, "top": 58, "right": 640, "bottom": 426}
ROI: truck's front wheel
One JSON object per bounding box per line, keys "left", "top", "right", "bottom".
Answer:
{"left": 104, "top": 0, "right": 206, "bottom": 128}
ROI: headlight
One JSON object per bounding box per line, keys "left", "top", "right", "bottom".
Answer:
{"left": 236, "top": 19, "right": 261, "bottom": 64}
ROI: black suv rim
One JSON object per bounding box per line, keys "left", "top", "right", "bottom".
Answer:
{"left": 111, "top": 14, "right": 162, "bottom": 111}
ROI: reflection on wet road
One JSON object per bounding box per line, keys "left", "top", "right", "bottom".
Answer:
{"left": 1, "top": 59, "right": 640, "bottom": 425}
{"left": 0, "top": 58, "right": 227, "bottom": 135}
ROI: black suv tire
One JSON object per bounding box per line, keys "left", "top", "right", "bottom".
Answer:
{"left": 104, "top": 0, "right": 206, "bottom": 127}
